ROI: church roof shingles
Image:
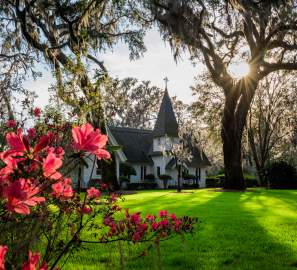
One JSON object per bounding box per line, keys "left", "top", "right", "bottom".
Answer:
{"left": 109, "top": 126, "right": 153, "bottom": 164}
{"left": 153, "top": 89, "right": 179, "bottom": 138}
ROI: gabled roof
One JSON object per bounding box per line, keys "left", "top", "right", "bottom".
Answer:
{"left": 165, "top": 134, "right": 211, "bottom": 169}
{"left": 153, "top": 89, "right": 179, "bottom": 138}
{"left": 165, "top": 149, "right": 211, "bottom": 170}
{"left": 108, "top": 126, "right": 153, "bottom": 164}
{"left": 184, "top": 136, "right": 211, "bottom": 167}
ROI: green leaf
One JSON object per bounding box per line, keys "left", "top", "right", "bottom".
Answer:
{"left": 107, "top": 145, "right": 122, "bottom": 152}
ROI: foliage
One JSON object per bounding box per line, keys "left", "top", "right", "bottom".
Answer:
{"left": 182, "top": 183, "right": 199, "bottom": 189}
{"left": 205, "top": 176, "right": 222, "bottom": 188}
{"left": 159, "top": 174, "right": 172, "bottom": 190}
{"left": 265, "top": 161, "right": 297, "bottom": 189}
{"left": 0, "top": 0, "right": 150, "bottom": 126}
{"left": 0, "top": 10, "right": 39, "bottom": 123}
{"left": 103, "top": 78, "right": 163, "bottom": 129}
{"left": 127, "top": 182, "right": 158, "bottom": 190}
{"left": 144, "top": 174, "right": 156, "bottom": 181}
{"left": 206, "top": 173, "right": 258, "bottom": 188}
{"left": 247, "top": 72, "right": 297, "bottom": 184}
{"left": 149, "top": 0, "right": 297, "bottom": 189}
{"left": 120, "top": 162, "right": 137, "bottom": 178}
{"left": 120, "top": 176, "right": 130, "bottom": 183}
{"left": 183, "top": 173, "right": 196, "bottom": 180}
{"left": 158, "top": 175, "right": 172, "bottom": 181}
{"left": 0, "top": 121, "right": 196, "bottom": 269}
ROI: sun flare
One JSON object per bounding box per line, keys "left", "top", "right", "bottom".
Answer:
{"left": 228, "top": 62, "right": 250, "bottom": 78}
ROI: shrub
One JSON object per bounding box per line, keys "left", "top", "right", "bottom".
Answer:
{"left": 127, "top": 182, "right": 158, "bottom": 190}
{"left": 120, "top": 162, "right": 136, "bottom": 178}
{"left": 244, "top": 174, "right": 259, "bottom": 187}
{"left": 159, "top": 174, "right": 172, "bottom": 189}
{"left": 206, "top": 176, "right": 221, "bottom": 188}
{"left": 159, "top": 174, "right": 172, "bottom": 180}
{"left": 88, "top": 178, "right": 102, "bottom": 188}
{"left": 182, "top": 183, "right": 199, "bottom": 189}
{"left": 0, "top": 122, "right": 197, "bottom": 269}
{"left": 119, "top": 176, "right": 130, "bottom": 189}
{"left": 265, "top": 161, "right": 297, "bottom": 189}
{"left": 183, "top": 174, "right": 196, "bottom": 180}
{"left": 144, "top": 173, "right": 155, "bottom": 181}
{"left": 206, "top": 173, "right": 259, "bottom": 188}
{"left": 120, "top": 176, "right": 130, "bottom": 183}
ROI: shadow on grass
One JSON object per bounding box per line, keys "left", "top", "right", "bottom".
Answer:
{"left": 64, "top": 190, "right": 297, "bottom": 270}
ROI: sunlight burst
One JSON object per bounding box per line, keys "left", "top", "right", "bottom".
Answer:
{"left": 228, "top": 62, "right": 250, "bottom": 78}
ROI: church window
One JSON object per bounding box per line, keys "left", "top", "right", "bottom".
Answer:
{"left": 141, "top": 166, "right": 147, "bottom": 180}
{"left": 157, "top": 166, "right": 161, "bottom": 177}
{"left": 196, "top": 168, "right": 201, "bottom": 180}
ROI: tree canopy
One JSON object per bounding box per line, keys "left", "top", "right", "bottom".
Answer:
{"left": 1, "top": 0, "right": 150, "bottom": 126}
{"left": 148, "top": 0, "right": 297, "bottom": 189}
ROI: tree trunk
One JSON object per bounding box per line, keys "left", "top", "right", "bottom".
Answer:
{"left": 222, "top": 127, "right": 245, "bottom": 189}
{"left": 177, "top": 164, "right": 182, "bottom": 192}
{"left": 221, "top": 78, "right": 258, "bottom": 190}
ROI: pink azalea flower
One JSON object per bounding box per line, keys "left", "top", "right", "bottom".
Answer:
{"left": 22, "top": 251, "right": 40, "bottom": 270}
{"left": 81, "top": 205, "right": 92, "bottom": 214}
{"left": 111, "top": 193, "right": 118, "bottom": 202}
{"left": 0, "top": 151, "right": 20, "bottom": 176}
{"left": 0, "top": 245, "right": 8, "bottom": 270}
{"left": 6, "top": 129, "right": 29, "bottom": 153}
{"left": 152, "top": 222, "right": 159, "bottom": 231}
{"left": 6, "top": 119, "right": 17, "bottom": 128}
{"left": 130, "top": 213, "right": 141, "bottom": 224}
{"left": 39, "top": 263, "right": 48, "bottom": 270}
{"left": 55, "top": 147, "right": 65, "bottom": 158}
{"left": 174, "top": 219, "right": 182, "bottom": 231}
{"left": 87, "top": 187, "right": 101, "bottom": 199}
{"left": 137, "top": 222, "right": 148, "bottom": 232}
{"left": 27, "top": 128, "right": 36, "bottom": 139}
{"left": 132, "top": 232, "right": 142, "bottom": 242}
{"left": 170, "top": 213, "right": 177, "bottom": 221}
{"left": 33, "top": 107, "right": 41, "bottom": 117}
{"left": 43, "top": 152, "right": 62, "bottom": 180}
{"left": 4, "top": 129, "right": 51, "bottom": 157}
{"left": 103, "top": 216, "right": 113, "bottom": 225}
{"left": 159, "top": 219, "right": 169, "bottom": 229}
{"left": 5, "top": 179, "right": 45, "bottom": 215}
{"left": 159, "top": 210, "right": 168, "bottom": 218}
{"left": 51, "top": 178, "right": 73, "bottom": 199}
{"left": 145, "top": 214, "right": 155, "bottom": 222}
{"left": 72, "top": 123, "right": 110, "bottom": 160}
{"left": 34, "top": 135, "right": 52, "bottom": 154}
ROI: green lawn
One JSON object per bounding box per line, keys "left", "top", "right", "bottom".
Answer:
{"left": 65, "top": 189, "right": 297, "bottom": 270}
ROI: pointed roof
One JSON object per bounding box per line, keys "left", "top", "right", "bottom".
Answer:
{"left": 153, "top": 88, "right": 179, "bottom": 138}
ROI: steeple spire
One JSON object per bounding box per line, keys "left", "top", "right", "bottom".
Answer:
{"left": 163, "top": 76, "right": 169, "bottom": 90}
{"left": 153, "top": 79, "right": 179, "bottom": 138}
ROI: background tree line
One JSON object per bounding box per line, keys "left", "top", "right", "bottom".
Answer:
{"left": 2, "top": 0, "right": 297, "bottom": 189}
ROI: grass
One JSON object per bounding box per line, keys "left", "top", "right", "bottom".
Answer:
{"left": 65, "top": 189, "right": 297, "bottom": 269}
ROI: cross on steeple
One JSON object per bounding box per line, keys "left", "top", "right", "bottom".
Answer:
{"left": 163, "top": 77, "right": 169, "bottom": 90}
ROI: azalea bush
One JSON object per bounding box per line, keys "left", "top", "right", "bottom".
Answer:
{"left": 0, "top": 116, "right": 197, "bottom": 269}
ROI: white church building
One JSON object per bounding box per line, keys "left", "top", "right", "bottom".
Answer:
{"left": 80, "top": 88, "right": 211, "bottom": 189}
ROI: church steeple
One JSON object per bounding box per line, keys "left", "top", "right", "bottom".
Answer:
{"left": 153, "top": 79, "right": 179, "bottom": 138}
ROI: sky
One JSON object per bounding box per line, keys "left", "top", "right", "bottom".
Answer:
{"left": 23, "top": 29, "right": 205, "bottom": 108}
